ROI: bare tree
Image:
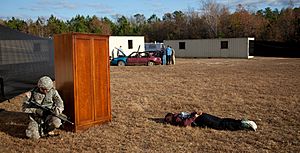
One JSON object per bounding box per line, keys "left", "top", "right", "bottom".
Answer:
{"left": 199, "top": 0, "right": 225, "bottom": 38}
{"left": 277, "top": 8, "right": 296, "bottom": 41}
{"left": 288, "top": 0, "right": 295, "bottom": 8}
{"left": 186, "top": 8, "right": 205, "bottom": 39}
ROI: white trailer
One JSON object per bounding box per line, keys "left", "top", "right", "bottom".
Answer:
{"left": 109, "top": 36, "right": 145, "bottom": 58}
{"left": 164, "top": 38, "right": 254, "bottom": 59}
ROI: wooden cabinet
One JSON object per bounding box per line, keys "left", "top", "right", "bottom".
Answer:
{"left": 54, "top": 33, "right": 111, "bottom": 132}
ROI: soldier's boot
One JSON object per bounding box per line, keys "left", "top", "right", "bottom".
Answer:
{"left": 44, "top": 123, "right": 56, "bottom": 136}
{"left": 26, "top": 120, "right": 40, "bottom": 139}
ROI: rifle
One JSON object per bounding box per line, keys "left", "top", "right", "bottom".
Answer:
{"left": 24, "top": 100, "right": 74, "bottom": 125}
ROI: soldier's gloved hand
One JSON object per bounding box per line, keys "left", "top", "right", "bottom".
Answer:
{"left": 53, "top": 107, "right": 61, "bottom": 116}
{"left": 35, "top": 109, "right": 43, "bottom": 116}
{"left": 24, "top": 91, "right": 31, "bottom": 99}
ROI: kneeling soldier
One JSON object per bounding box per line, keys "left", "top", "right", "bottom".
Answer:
{"left": 22, "top": 76, "right": 64, "bottom": 139}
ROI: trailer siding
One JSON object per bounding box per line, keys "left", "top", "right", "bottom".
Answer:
{"left": 164, "top": 38, "right": 254, "bottom": 58}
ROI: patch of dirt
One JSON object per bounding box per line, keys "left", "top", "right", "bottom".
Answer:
{"left": 0, "top": 57, "right": 299, "bottom": 152}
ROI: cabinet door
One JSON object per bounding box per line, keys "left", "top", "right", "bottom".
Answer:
{"left": 75, "top": 36, "right": 94, "bottom": 125}
{"left": 93, "top": 37, "right": 111, "bottom": 121}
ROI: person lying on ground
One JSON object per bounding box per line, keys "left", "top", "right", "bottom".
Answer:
{"left": 164, "top": 111, "right": 257, "bottom": 131}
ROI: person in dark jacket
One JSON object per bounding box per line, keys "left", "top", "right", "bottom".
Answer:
{"left": 164, "top": 111, "right": 257, "bottom": 131}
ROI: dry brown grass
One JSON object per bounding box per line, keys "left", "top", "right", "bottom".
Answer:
{"left": 0, "top": 57, "right": 299, "bottom": 153}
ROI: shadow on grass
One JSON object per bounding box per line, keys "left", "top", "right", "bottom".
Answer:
{"left": 0, "top": 109, "right": 28, "bottom": 138}
{"left": 148, "top": 117, "right": 165, "bottom": 124}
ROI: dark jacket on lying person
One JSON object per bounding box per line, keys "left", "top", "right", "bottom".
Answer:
{"left": 164, "top": 111, "right": 257, "bottom": 131}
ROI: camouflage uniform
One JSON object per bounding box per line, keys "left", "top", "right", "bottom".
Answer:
{"left": 22, "top": 76, "right": 64, "bottom": 139}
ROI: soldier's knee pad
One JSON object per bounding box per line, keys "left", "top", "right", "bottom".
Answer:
{"left": 52, "top": 117, "right": 62, "bottom": 128}
{"left": 26, "top": 121, "right": 40, "bottom": 139}
{"left": 26, "top": 129, "right": 40, "bottom": 139}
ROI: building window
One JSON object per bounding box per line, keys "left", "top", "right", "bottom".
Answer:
{"left": 221, "top": 41, "right": 228, "bottom": 49}
{"left": 128, "top": 40, "right": 133, "bottom": 49}
{"left": 33, "top": 43, "right": 41, "bottom": 52}
{"left": 179, "top": 42, "right": 185, "bottom": 49}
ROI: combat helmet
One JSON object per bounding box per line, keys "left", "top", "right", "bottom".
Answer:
{"left": 37, "top": 76, "right": 53, "bottom": 90}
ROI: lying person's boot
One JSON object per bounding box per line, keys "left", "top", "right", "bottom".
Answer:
{"left": 46, "top": 130, "right": 60, "bottom": 137}
{"left": 47, "top": 131, "right": 55, "bottom": 136}
{"left": 241, "top": 120, "right": 257, "bottom": 131}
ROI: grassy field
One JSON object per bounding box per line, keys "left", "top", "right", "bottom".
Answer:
{"left": 0, "top": 57, "right": 299, "bottom": 152}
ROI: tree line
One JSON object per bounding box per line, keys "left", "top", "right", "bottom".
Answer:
{"left": 0, "top": 2, "right": 299, "bottom": 42}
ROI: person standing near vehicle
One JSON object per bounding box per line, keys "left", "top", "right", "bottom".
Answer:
{"left": 162, "top": 46, "right": 167, "bottom": 65}
{"left": 117, "top": 46, "right": 123, "bottom": 57}
{"left": 166, "top": 46, "right": 172, "bottom": 65}
{"left": 171, "top": 46, "right": 175, "bottom": 65}
{"left": 22, "top": 76, "right": 64, "bottom": 139}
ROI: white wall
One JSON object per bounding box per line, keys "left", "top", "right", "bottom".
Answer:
{"left": 109, "top": 36, "right": 145, "bottom": 57}
{"left": 164, "top": 38, "right": 254, "bottom": 58}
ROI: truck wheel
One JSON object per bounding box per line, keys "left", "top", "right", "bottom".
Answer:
{"left": 118, "top": 61, "right": 125, "bottom": 66}
{"left": 147, "top": 61, "right": 154, "bottom": 66}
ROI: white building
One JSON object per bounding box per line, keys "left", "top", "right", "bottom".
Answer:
{"left": 109, "top": 36, "right": 145, "bottom": 58}
{"left": 164, "top": 38, "right": 254, "bottom": 59}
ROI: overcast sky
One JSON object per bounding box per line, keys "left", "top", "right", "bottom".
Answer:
{"left": 0, "top": 0, "right": 299, "bottom": 21}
